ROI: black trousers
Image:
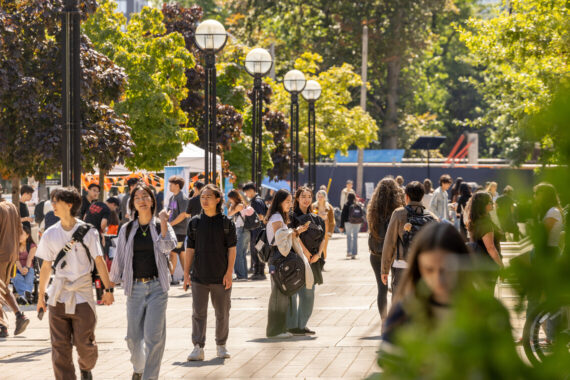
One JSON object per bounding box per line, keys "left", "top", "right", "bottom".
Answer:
{"left": 391, "top": 267, "right": 405, "bottom": 303}
{"left": 369, "top": 254, "right": 388, "bottom": 320}
{"left": 250, "top": 228, "right": 265, "bottom": 275}
{"left": 266, "top": 277, "right": 291, "bottom": 337}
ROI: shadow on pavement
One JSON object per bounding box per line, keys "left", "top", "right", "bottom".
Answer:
{"left": 172, "top": 358, "right": 226, "bottom": 367}
{"left": 360, "top": 335, "right": 382, "bottom": 340}
{"left": 0, "top": 347, "right": 51, "bottom": 363}
{"left": 247, "top": 336, "right": 317, "bottom": 343}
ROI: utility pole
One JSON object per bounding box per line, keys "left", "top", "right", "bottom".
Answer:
{"left": 356, "top": 24, "right": 368, "bottom": 197}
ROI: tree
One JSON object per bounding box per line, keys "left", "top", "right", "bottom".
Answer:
{"left": 84, "top": 0, "right": 196, "bottom": 171}
{"left": 0, "top": 0, "right": 132, "bottom": 192}
{"left": 458, "top": 0, "right": 570, "bottom": 162}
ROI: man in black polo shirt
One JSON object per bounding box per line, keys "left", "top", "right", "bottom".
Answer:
{"left": 185, "top": 180, "right": 205, "bottom": 218}
{"left": 19, "top": 185, "right": 34, "bottom": 229}
{"left": 242, "top": 182, "right": 267, "bottom": 280}
{"left": 183, "top": 184, "right": 236, "bottom": 361}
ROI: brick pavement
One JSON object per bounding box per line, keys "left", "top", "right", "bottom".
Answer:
{"left": 0, "top": 233, "right": 383, "bottom": 379}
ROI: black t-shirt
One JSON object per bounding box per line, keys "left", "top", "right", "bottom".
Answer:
{"left": 187, "top": 213, "right": 237, "bottom": 285}
{"left": 79, "top": 195, "right": 93, "bottom": 220}
{"left": 472, "top": 217, "right": 502, "bottom": 257}
{"left": 186, "top": 195, "right": 202, "bottom": 217}
{"left": 84, "top": 201, "right": 111, "bottom": 232}
{"left": 19, "top": 202, "right": 30, "bottom": 229}
{"left": 132, "top": 225, "right": 158, "bottom": 278}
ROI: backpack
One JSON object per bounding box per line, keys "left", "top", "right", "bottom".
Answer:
{"left": 270, "top": 252, "right": 306, "bottom": 296}
{"left": 53, "top": 223, "right": 96, "bottom": 276}
{"left": 348, "top": 203, "right": 365, "bottom": 224}
{"left": 240, "top": 208, "right": 262, "bottom": 231}
{"left": 254, "top": 229, "right": 274, "bottom": 263}
{"left": 294, "top": 213, "right": 325, "bottom": 254}
{"left": 397, "top": 205, "right": 435, "bottom": 261}
{"left": 187, "top": 214, "right": 232, "bottom": 247}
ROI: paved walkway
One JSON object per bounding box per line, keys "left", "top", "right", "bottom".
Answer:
{"left": 0, "top": 233, "right": 383, "bottom": 379}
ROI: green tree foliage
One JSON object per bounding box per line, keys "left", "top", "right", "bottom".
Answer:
{"left": 0, "top": 0, "right": 132, "bottom": 180}
{"left": 458, "top": 0, "right": 570, "bottom": 163}
{"left": 269, "top": 52, "right": 378, "bottom": 158}
{"left": 84, "top": 0, "right": 195, "bottom": 171}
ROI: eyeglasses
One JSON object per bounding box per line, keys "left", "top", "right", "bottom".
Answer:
{"left": 134, "top": 195, "right": 152, "bottom": 203}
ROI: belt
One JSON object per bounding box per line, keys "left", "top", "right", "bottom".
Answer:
{"left": 134, "top": 276, "right": 158, "bottom": 283}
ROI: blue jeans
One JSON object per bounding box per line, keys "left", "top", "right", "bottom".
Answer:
{"left": 234, "top": 227, "right": 249, "bottom": 279}
{"left": 345, "top": 223, "right": 361, "bottom": 256}
{"left": 287, "top": 284, "right": 316, "bottom": 330}
{"left": 13, "top": 267, "right": 34, "bottom": 295}
{"left": 126, "top": 280, "right": 168, "bottom": 380}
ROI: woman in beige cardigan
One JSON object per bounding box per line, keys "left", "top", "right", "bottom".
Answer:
{"left": 312, "top": 190, "right": 335, "bottom": 260}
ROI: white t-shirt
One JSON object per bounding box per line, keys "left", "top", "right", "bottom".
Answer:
{"left": 36, "top": 219, "right": 103, "bottom": 304}
{"left": 267, "top": 213, "right": 285, "bottom": 245}
{"left": 544, "top": 207, "right": 563, "bottom": 248}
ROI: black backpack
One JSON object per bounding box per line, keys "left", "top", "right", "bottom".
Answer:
{"left": 294, "top": 213, "right": 325, "bottom": 254}
{"left": 240, "top": 211, "right": 262, "bottom": 231}
{"left": 271, "top": 252, "right": 306, "bottom": 296}
{"left": 348, "top": 203, "right": 365, "bottom": 224}
{"left": 254, "top": 229, "right": 274, "bottom": 263}
{"left": 397, "top": 205, "right": 435, "bottom": 261}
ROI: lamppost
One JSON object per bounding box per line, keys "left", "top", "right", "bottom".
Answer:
{"left": 302, "top": 80, "right": 321, "bottom": 191}
{"left": 283, "top": 70, "right": 306, "bottom": 192}
{"left": 62, "top": 0, "right": 82, "bottom": 189}
{"left": 244, "top": 48, "right": 273, "bottom": 188}
{"left": 194, "top": 20, "right": 227, "bottom": 184}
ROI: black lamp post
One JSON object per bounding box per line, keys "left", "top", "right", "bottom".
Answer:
{"left": 62, "top": 0, "right": 82, "bottom": 189}
{"left": 244, "top": 48, "right": 273, "bottom": 188}
{"left": 301, "top": 80, "right": 321, "bottom": 192}
{"left": 283, "top": 70, "right": 306, "bottom": 192}
{"left": 194, "top": 20, "right": 227, "bottom": 184}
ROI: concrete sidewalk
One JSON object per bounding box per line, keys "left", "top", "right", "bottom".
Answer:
{"left": 0, "top": 233, "right": 383, "bottom": 379}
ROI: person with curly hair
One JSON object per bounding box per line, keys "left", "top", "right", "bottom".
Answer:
{"left": 367, "top": 178, "right": 404, "bottom": 320}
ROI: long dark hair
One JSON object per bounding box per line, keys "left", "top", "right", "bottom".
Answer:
{"left": 533, "top": 182, "right": 561, "bottom": 220}
{"left": 465, "top": 191, "right": 492, "bottom": 235}
{"left": 227, "top": 189, "right": 245, "bottom": 206}
{"left": 459, "top": 183, "right": 472, "bottom": 199}
{"left": 266, "top": 189, "right": 291, "bottom": 224}
{"left": 396, "top": 222, "right": 470, "bottom": 301}
{"left": 346, "top": 192, "right": 356, "bottom": 206}
{"left": 367, "top": 178, "right": 403, "bottom": 239}
{"left": 294, "top": 186, "right": 313, "bottom": 214}
{"left": 128, "top": 182, "right": 157, "bottom": 220}
{"left": 21, "top": 224, "right": 35, "bottom": 252}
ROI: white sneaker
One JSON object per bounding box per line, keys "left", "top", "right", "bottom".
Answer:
{"left": 217, "top": 345, "right": 231, "bottom": 359}
{"left": 269, "top": 332, "right": 293, "bottom": 339}
{"left": 187, "top": 344, "right": 204, "bottom": 361}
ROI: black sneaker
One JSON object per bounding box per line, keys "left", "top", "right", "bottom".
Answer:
{"left": 132, "top": 373, "right": 142, "bottom": 380}
{"left": 25, "top": 291, "right": 34, "bottom": 305}
{"left": 303, "top": 327, "right": 316, "bottom": 335}
{"left": 0, "top": 325, "right": 8, "bottom": 338}
{"left": 170, "top": 280, "right": 180, "bottom": 286}
{"left": 250, "top": 273, "right": 267, "bottom": 281}
{"left": 80, "top": 370, "right": 93, "bottom": 380}
{"left": 288, "top": 328, "right": 305, "bottom": 336}
{"left": 14, "top": 313, "right": 29, "bottom": 336}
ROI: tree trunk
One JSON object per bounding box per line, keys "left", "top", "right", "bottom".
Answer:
{"left": 11, "top": 175, "right": 20, "bottom": 207}
{"left": 382, "top": 58, "right": 401, "bottom": 149}
{"left": 99, "top": 170, "right": 106, "bottom": 201}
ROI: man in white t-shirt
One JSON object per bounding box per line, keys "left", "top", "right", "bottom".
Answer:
{"left": 36, "top": 187, "right": 114, "bottom": 380}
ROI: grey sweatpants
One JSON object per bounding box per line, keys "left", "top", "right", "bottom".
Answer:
{"left": 191, "top": 281, "right": 232, "bottom": 348}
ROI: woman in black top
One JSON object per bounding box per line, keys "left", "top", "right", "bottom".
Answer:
{"left": 340, "top": 192, "right": 364, "bottom": 258}
{"left": 110, "top": 183, "right": 177, "bottom": 380}
{"left": 456, "top": 183, "right": 472, "bottom": 240}
{"left": 288, "top": 186, "right": 326, "bottom": 336}
{"left": 367, "top": 178, "right": 403, "bottom": 321}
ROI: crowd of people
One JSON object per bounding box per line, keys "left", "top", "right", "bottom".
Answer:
{"left": 0, "top": 172, "right": 566, "bottom": 379}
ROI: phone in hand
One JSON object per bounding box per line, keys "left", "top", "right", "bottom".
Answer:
{"left": 304, "top": 220, "right": 311, "bottom": 227}
{"left": 38, "top": 307, "right": 45, "bottom": 321}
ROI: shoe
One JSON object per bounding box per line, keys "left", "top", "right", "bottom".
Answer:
{"left": 351, "top": 255, "right": 357, "bottom": 260}
{"left": 132, "top": 373, "right": 142, "bottom": 380}
{"left": 187, "top": 344, "right": 205, "bottom": 361}
{"left": 235, "top": 277, "right": 248, "bottom": 282}
{"left": 250, "top": 273, "right": 266, "bottom": 281}
{"left": 0, "top": 325, "right": 8, "bottom": 338}
{"left": 25, "top": 291, "right": 34, "bottom": 305}
{"left": 248, "top": 268, "right": 254, "bottom": 274}
{"left": 303, "top": 327, "right": 316, "bottom": 335}
{"left": 80, "top": 370, "right": 93, "bottom": 380}
{"left": 217, "top": 345, "right": 231, "bottom": 359}
{"left": 14, "top": 313, "right": 29, "bottom": 336}
{"left": 17, "top": 296, "right": 28, "bottom": 306}
{"left": 288, "top": 328, "right": 305, "bottom": 336}
{"left": 268, "top": 332, "right": 293, "bottom": 339}
{"left": 346, "top": 253, "right": 351, "bottom": 258}
{"left": 170, "top": 280, "right": 180, "bottom": 286}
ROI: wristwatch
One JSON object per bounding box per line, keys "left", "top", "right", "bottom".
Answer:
{"left": 104, "top": 288, "right": 114, "bottom": 293}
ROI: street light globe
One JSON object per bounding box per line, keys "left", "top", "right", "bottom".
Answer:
{"left": 195, "top": 19, "right": 227, "bottom": 51}
{"left": 302, "top": 80, "right": 322, "bottom": 101}
{"left": 283, "top": 70, "right": 306, "bottom": 93}
{"left": 244, "top": 48, "right": 273, "bottom": 76}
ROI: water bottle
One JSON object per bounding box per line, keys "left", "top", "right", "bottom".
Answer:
{"left": 95, "top": 277, "right": 103, "bottom": 304}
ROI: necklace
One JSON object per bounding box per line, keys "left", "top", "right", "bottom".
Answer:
{"left": 140, "top": 223, "right": 150, "bottom": 237}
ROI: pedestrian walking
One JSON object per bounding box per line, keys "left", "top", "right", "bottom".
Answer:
{"left": 486, "top": 181, "right": 499, "bottom": 202}
{"left": 450, "top": 177, "right": 463, "bottom": 204}
{"left": 184, "top": 184, "right": 237, "bottom": 361}
{"left": 185, "top": 180, "right": 205, "bottom": 218}
{"left": 227, "top": 189, "right": 250, "bottom": 281}
{"left": 312, "top": 190, "right": 335, "bottom": 260}
{"left": 340, "top": 180, "right": 354, "bottom": 209}
{"left": 264, "top": 189, "right": 310, "bottom": 339}
{"left": 381, "top": 181, "right": 437, "bottom": 301}
{"left": 495, "top": 186, "right": 520, "bottom": 241}
{"left": 242, "top": 182, "right": 268, "bottom": 280}
{"left": 109, "top": 183, "right": 176, "bottom": 380}
{"left": 456, "top": 183, "right": 472, "bottom": 240}
{"left": 422, "top": 179, "right": 433, "bottom": 209}
{"left": 0, "top": 184, "right": 29, "bottom": 338}
{"left": 367, "top": 178, "right": 404, "bottom": 321}
{"left": 395, "top": 176, "right": 405, "bottom": 190}
{"left": 340, "top": 192, "right": 365, "bottom": 259}
{"left": 287, "top": 186, "right": 325, "bottom": 336}
{"left": 19, "top": 184, "right": 34, "bottom": 229}
{"left": 429, "top": 174, "right": 453, "bottom": 222}
{"left": 12, "top": 224, "right": 37, "bottom": 305}
{"left": 79, "top": 183, "right": 100, "bottom": 221}
{"left": 36, "top": 187, "right": 115, "bottom": 380}
{"left": 120, "top": 178, "right": 140, "bottom": 224}
{"left": 165, "top": 176, "right": 190, "bottom": 284}
{"left": 381, "top": 223, "right": 470, "bottom": 343}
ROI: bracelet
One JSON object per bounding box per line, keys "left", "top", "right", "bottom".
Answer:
{"left": 104, "top": 288, "right": 114, "bottom": 293}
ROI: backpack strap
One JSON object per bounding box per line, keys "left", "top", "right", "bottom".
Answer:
{"left": 53, "top": 224, "right": 94, "bottom": 273}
